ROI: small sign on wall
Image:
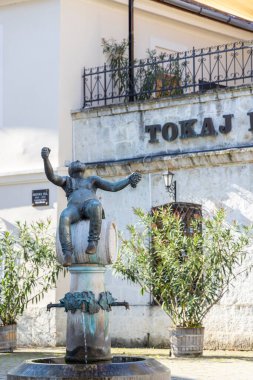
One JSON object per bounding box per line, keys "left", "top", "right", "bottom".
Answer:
{"left": 32, "top": 189, "right": 49, "bottom": 207}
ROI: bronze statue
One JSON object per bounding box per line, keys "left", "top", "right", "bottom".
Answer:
{"left": 41, "top": 147, "right": 141, "bottom": 267}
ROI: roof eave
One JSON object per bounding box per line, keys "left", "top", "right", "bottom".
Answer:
{"left": 155, "top": 0, "right": 253, "bottom": 32}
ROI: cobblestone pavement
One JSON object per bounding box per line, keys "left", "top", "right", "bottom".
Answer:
{"left": 0, "top": 348, "right": 253, "bottom": 380}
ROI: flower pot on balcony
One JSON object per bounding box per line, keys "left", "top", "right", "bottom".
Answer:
{"left": 170, "top": 327, "right": 204, "bottom": 357}
{"left": 0, "top": 324, "right": 17, "bottom": 352}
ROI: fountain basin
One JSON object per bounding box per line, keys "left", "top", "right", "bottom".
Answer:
{"left": 7, "top": 356, "right": 171, "bottom": 380}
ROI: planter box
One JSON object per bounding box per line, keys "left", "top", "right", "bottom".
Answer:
{"left": 170, "top": 327, "right": 204, "bottom": 357}
{"left": 0, "top": 324, "right": 17, "bottom": 352}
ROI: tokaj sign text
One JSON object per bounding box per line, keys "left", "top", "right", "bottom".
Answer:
{"left": 145, "top": 112, "right": 253, "bottom": 143}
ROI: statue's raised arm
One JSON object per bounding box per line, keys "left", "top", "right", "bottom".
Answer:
{"left": 41, "top": 147, "right": 66, "bottom": 187}
{"left": 94, "top": 172, "right": 141, "bottom": 192}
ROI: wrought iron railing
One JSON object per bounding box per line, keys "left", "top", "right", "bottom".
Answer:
{"left": 83, "top": 40, "right": 253, "bottom": 108}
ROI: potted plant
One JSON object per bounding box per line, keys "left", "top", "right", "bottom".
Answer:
{"left": 113, "top": 206, "right": 252, "bottom": 356}
{"left": 101, "top": 39, "right": 186, "bottom": 101}
{"left": 0, "top": 220, "right": 62, "bottom": 352}
{"left": 102, "top": 38, "right": 129, "bottom": 98}
{"left": 137, "top": 50, "right": 184, "bottom": 100}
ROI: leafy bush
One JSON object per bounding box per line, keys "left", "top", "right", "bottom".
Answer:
{"left": 0, "top": 220, "right": 62, "bottom": 325}
{"left": 113, "top": 207, "right": 253, "bottom": 327}
{"left": 101, "top": 39, "right": 187, "bottom": 100}
{"left": 137, "top": 49, "right": 184, "bottom": 100}
{"left": 102, "top": 38, "right": 129, "bottom": 95}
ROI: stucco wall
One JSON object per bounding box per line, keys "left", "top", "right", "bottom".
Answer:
{"left": 71, "top": 86, "right": 253, "bottom": 349}
{"left": 0, "top": 0, "right": 60, "bottom": 173}
{"left": 73, "top": 86, "right": 253, "bottom": 162}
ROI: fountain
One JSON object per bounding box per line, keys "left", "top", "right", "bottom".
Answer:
{"left": 7, "top": 149, "right": 171, "bottom": 380}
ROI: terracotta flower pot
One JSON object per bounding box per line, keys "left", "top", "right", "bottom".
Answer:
{"left": 170, "top": 327, "right": 204, "bottom": 357}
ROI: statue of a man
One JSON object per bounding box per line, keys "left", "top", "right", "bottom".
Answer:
{"left": 41, "top": 147, "right": 141, "bottom": 267}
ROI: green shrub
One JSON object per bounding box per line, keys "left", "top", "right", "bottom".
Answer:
{"left": 113, "top": 207, "right": 253, "bottom": 327}
{"left": 0, "top": 220, "right": 62, "bottom": 325}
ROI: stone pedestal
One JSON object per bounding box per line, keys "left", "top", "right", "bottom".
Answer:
{"left": 65, "top": 265, "right": 111, "bottom": 363}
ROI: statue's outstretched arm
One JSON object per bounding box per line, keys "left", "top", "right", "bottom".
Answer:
{"left": 41, "top": 147, "right": 66, "bottom": 186}
{"left": 94, "top": 172, "right": 141, "bottom": 192}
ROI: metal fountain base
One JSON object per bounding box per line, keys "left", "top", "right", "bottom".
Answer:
{"left": 7, "top": 356, "right": 171, "bottom": 380}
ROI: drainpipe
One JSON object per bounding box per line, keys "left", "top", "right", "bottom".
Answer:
{"left": 129, "top": 0, "right": 135, "bottom": 101}
{"left": 157, "top": 0, "right": 253, "bottom": 32}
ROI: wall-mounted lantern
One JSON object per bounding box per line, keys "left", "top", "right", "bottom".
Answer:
{"left": 163, "top": 170, "right": 176, "bottom": 202}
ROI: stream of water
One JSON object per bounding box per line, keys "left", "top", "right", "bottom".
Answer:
{"left": 82, "top": 312, "right": 88, "bottom": 364}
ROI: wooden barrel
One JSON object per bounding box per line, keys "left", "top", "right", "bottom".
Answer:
{"left": 56, "top": 220, "right": 118, "bottom": 265}
{"left": 0, "top": 324, "right": 17, "bottom": 352}
{"left": 170, "top": 327, "right": 204, "bottom": 357}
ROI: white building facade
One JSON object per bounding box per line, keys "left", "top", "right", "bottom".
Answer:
{"left": 0, "top": 0, "right": 252, "bottom": 347}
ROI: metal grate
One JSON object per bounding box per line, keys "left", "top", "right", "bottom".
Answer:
{"left": 170, "top": 202, "right": 202, "bottom": 235}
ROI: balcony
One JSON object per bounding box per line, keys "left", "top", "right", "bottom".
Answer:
{"left": 83, "top": 40, "right": 253, "bottom": 109}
